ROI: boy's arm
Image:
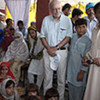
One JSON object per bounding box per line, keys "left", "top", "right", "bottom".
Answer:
{"left": 77, "top": 70, "right": 85, "bottom": 81}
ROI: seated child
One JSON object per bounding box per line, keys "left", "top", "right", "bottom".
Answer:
{"left": 67, "top": 18, "right": 92, "bottom": 100}
{"left": 45, "top": 87, "right": 59, "bottom": 100}
{"left": 0, "top": 78, "right": 20, "bottom": 100}
{"left": 0, "top": 62, "right": 15, "bottom": 83}
{"left": 25, "top": 83, "right": 42, "bottom": 100}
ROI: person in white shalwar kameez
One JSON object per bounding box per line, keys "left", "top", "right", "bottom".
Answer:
{"left": 27, "top": 27, "right": 44, "bottom": 89}
{"left": 3, "top": 31, "right": 29, "bottom": 82}
{"left": 82, "top": 2, "right": 100, "bottom": 100}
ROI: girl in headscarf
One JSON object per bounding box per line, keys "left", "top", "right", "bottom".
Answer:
{"left": 27, "top": 27, "right": 44, "bottom": 89}
{"left": 0, "top": 62, "right": 15, "bottom": 83}
{"left": 0, "top": 78, "right": 20, "bottom": 100}
{"left": 3, "top": 31, "right": 29, "bottom": 82}
{"left": 0, "top": 29, "right": 4, "bottom": 45}
{"left": 0, "top": 29, "right": 14, "bottom": 63}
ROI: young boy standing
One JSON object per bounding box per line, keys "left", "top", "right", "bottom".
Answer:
{"left": 82, "top": 2, "right": 100, "bottom": 100}
{"left": 67, "top": 18, "right": 92, "bottom": 100}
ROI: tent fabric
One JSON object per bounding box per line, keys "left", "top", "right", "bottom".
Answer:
{"left": 4, "top": 0, "right": 31, "bottom": 28}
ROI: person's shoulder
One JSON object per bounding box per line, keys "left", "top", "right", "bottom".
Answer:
{"left": 82, "top": 34, "right": 92, "bottom": 43}
{"left": 43, "top": 15, "right": 52, "bottom": 21}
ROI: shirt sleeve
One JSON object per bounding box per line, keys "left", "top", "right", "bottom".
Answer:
{"left": 40, "top": 17, "right": 47, "bottom": 38}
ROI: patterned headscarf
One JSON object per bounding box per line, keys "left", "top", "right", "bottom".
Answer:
{"left": 0, "top": 78, "right": 18, "bottom": 100}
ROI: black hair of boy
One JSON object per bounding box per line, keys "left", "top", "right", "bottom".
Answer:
{"left": 6, "top": 18, "right": 12, "bottom": 24}
{"left": 94, "top": 2, "right": 100, "bottom": 13}
{"left": 26, "top": 83, "right": 39, "bottom": 95}
{"left": 75, "top": 18, "right": 87, "bottom": 26}
{"left": 27, "top": 96, "right": 40, "bottom": 100}
{"left": 5, "top": 80, "right": 15, "bottom": 88}
{"left": 62, "top": 3, "right": 71, "bottom": 11}
{"left": 72, "top": 8, "right": 83, "bottom": 18}
{"left": 17, "top": 20, "right": 24, "bottom": 26}
{"left": 45, "top": 87, "right": 59, "bottom": 100}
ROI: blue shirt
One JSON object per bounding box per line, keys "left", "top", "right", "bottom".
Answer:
{"left": 67, "top": 33, "right": 92, "bottom": 87}
{"left": 40, "top": 14, "right": 72, "bottom": 47}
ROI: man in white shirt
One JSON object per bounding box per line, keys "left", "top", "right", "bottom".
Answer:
{"left": 40, "top": 0, "right": 72, "bottom": 100}
{"left": 84, "top": 2, "right": 98, "bottom": 39}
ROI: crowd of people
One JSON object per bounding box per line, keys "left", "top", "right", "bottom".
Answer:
{"left": 0, "top": 0, "right": 100, "bottom": 100}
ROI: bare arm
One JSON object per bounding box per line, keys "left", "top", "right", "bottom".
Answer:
{"left": 56, "top": 37, "right": 71, "bottom": 48}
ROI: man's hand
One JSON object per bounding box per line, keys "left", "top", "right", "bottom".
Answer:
{"left": 93, "top": 58, "right": 100, "bottom": 66}
{"left": 47, "top": 47, "right": 57, "bottom": 57}
{"left": 82, "top": 56, "right": 89, "bottom": 66}
{"left": 77, "top": 70, "right": 85, "bottom": 81}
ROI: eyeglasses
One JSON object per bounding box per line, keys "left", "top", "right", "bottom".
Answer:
{"left": 52, "top": 8, "right": 61, "bottom": 11}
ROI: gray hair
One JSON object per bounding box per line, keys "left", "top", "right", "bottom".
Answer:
{"left": 49, "top": 0, "right": 61, "bottom": 10}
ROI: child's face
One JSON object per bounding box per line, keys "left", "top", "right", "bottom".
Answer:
{"left": 6, "top": 83, "right": 14, "bottom": 96}
{"left": 1, "top": 66, "right": 8, "bottom": 75}
{"left": 4, "top": 32, "right": 10, "bottom": 37}
{"left": 95, "top": 7, "right": 100, "bottom": 23}
{"left": 28, "top": 91, "right": 37, "bottom": 96}
{"left": 18, "top": 23, "right": 23, "bottom": 29}
{"left": 75, "top": 24, "right": 87, "bottom": 37}
{"left": 30, "top": 30, "right": 36, "bottom": 39}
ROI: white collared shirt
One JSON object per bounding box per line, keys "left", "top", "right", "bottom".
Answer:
{"left": 84, "top": 16, "right": 98, "bottom": 39}
{"left": 40, "top": 14, "right": 72, "bottom": 47}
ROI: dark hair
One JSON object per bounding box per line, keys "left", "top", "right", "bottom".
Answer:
{"left": 62, "top": 3, "right": 71, "bottom": 11}
{"left": 94, "top": 2, "right": 100, "bottom": 13}
{"left": 5, "top": 80, "right": 15, "bottom": 88}
{"left": 26, "top": 96, "right": 40, "bottom": 100}
{"left": 45, "top": 87, "right": 59, "bottom": 100}
{"left": 72, "top": 8, "right": 83, "bottom": 18}
{"left": 6, "top": 18, "right": 12, "bottom": 24}
{"left": 26, "top": 83, "right": 39, "bottom": 95}
{"left": 75, "top": 18, "right": 87, "bottom": 26}
{"left": 17, "top": 20, "right": 24, "bottom": 26}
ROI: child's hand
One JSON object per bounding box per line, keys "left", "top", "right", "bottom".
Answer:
{"left": 77, "top": 70, "right": 85, "bottom": 82}
{"left": 93, "top": 58, "right": 100, "bottom": 66}
{"left": 82, "top": 56, "right": 89, "bottom": 66}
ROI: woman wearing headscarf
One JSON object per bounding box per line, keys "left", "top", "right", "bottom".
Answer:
{"left": 3, "top": 31, "right": 29, "bottom": 82}
{"left": 0, "top": 62, "right": 15, "bottom": 83}
{"left": 0, "top": 78, "right": 20, "bottom": 100}
{"left": 0, "top": 29, "right": 14, "bottom": 63}
{"left": 0, "top": 29, "right": 4, "bottom": 45}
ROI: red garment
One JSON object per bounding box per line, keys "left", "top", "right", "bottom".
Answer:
{"left": 0, "top": 62, "right": 15, "bottom": 83}
{"left": 0, "top": 29, "right": 14, "bottom": 51}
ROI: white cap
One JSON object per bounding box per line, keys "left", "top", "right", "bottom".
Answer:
{"left": 49, "top": 54, "right": 61, "bottom": 71}
{"left": 0, "top": 12, "right": 5, "bottom": 16}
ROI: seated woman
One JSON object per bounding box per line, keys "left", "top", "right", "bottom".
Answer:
{"left": 0, "top": 62, "right": 15, "bottom": 83}
{"left": 27, "top": 27, "right": 44, "bottom": 89}
{"left": 3, "top": 31, "right": 29, "bottom": 82}
{"left": 0, "top": 29, "right": 14, "bottom": 63}
{"left": 0, "top": 78, "right": 20, "bottom": 100}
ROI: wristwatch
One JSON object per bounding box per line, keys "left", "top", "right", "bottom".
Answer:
{"left": 56, "top": 45, "right": 60, "bottom": 50}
